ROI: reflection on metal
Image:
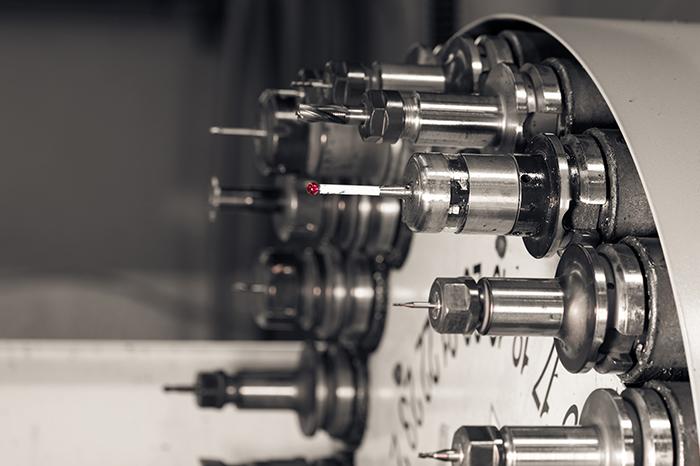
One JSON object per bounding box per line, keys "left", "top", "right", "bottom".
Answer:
{"left": 412, "top": 238, "right": 687, "bottom": 383}
{"left": 354, "top": 16, "right": 700, "bottom": 466}
{"left": 451, "top": 13, "right": 700, "bottom": 441}
{"left": 421, "top": 383, "right": 696, "bottom": 466}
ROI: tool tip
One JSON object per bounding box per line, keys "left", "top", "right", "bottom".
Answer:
{"left": 307, "top": 182, "right": 320, "bottom": 196}
{"left": 417, "top": 450, "right": 460, "bottom": 462}
{"left": 163, "top": 385, "right": 196, "bottom": 393}
{"left": 210, "top": 127, "right": 221, "bottom": 134}
{"left": 393, "top": 302, "right": 438, "bottom": 309}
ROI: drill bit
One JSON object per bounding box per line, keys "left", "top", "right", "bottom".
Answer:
{"left": 163, "top": 385, "right": 196, "bottom": 392}
{"left": 418, "top": 450, "right": 462, "bottom": 462}
{"left": 296, "top": 104, "right": 368, "bottom": 125}
{"left": 290, "top": 80, "right": 333, "bottom": 89}
{"left": 306, "top": 182, "right": 411, "bottom": 198}
{"left": 210, "top": 127, "right": 268, "bottom": 137}
{"left": 394, "top": 302, "right": 439, "bottom": 309}
{"left": 296, "top": 104, "right": 350, "bottom": 124}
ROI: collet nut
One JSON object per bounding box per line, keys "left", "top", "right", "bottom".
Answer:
{"left": 428, "top": 277, "right": 482, "bottom": 334}
{"left": 359, "top": 90, "right": 405, "bottom": 144}
{"left": 451, "top": 426, "right": 504, "bottom": 466}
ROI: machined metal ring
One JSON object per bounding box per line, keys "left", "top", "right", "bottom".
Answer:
{"left": 554, "top": 243, "right": 610, "bottom": 373}
{"left": 522, "top": 133, "right": 571, "bottom": 258}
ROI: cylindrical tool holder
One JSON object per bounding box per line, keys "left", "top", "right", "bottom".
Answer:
{"left": 479, "top": 278, "right": 565, "bottom": 336}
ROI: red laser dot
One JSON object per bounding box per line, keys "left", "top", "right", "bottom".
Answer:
{"left": 307, "top": 182, "right": 320, "bottom": 196}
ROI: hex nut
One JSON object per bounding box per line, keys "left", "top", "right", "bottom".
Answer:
{"left": 368, "top": 108, "right": 389, "bottom": 142}
{"left": 195, "top": 371, "right": 228, "bottom": 408}
{"left": 428, "top": 277, "right": 482, "bottom": 334}
{"left": 452, "top": 426, "right": 503, "bottom": 466}
{"left": 359, "top": 90, "right": 405, "bottom": 144}
{"left": 324, "top": 61, "right": 349, "bottom": 105}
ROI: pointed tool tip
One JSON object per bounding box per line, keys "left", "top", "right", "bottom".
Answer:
{"left": 417, "top": 450, "right": 460, "bottom": 462}
{"left": 163, "top": 385, "right": 196, "bottom": 393}
{"left": 393, "top": 302, "right": 438, "bottom": 309}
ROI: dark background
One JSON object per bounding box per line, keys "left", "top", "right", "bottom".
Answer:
{"left": 0, "top": 0, "right": 697, "bottom": 340}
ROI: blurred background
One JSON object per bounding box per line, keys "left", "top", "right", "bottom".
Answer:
{"left": 0, "top": 0, "right": 698, "bottom": 341}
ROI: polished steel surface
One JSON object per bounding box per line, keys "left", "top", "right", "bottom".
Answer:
{"left": 458, "top": 154, "right": 520, "bottom": 235}
{"left": 413, "top": 240, "right": 681, "bottom": 381}
{"left": 500, "top": 426, "right": 601, "bottom": 465}
{"left": 325, "top": 130, "right": 650, "bottom": 260}
{"left": 577, "top": 389, "right": 635, "bottom": 466}
{"left": 480, "top": 278, "right": 564, "bottom": 336}
{"left": 646, "top": 382, "right": 699, "bottom": 466}
{"left": 621, "top": 388, "right": 673, "bottom": 466}
{"left": 400, "top": 152, "right": 452, "bottom": 233}
{"left": 617, "top": 238, "right": 688, "bottom": 383}
{"left": 375, "top": 63, "right": 447, "bottom": 93}
{"left": 522, "top": 133, "right": 570, "bottom": 259}
{"left": 460, "top": 14, "right": 700, "bottom": 430}
{"left": 401, "top": 92, "right": 504, "bottom": 147}
{"left": 381, "top": 152, "right": 522, "bottom": 235}
{"left": 297, "top": 57, "right": 609, "bottom": 153}
{"left": 421, "top": 385, "right": 687, "bottom": 466}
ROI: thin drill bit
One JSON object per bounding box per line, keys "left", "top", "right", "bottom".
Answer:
{"left": 210, "top": 127, "right": 268, "bottom": 137}
{"left": 418, "top": 450, "right": 462, "bottom": 461}
{"left": 163, "top": 385, "right": 196, "bottom": 393}
{"left": 290, "top": 80, "right": 333, "bottom": 89}
{"left": 394, "top": 302, "right": 439, "bottom": 309}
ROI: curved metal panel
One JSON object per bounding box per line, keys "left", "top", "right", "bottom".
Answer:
{"left": 459, "top": 14, "right": 700, "bottom": 432}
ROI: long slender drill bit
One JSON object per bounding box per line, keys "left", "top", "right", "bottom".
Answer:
{"left": 163, "top": 385, "right": 196, "bottom": 392}
{"left": 394, "top": 302, "right": 439, "bottom": 309}
{"left": 290, "top": 80, "right": 333, "bottom": 89}
{"left": 210, "top": 127, "right": 268, "bottom": 137}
